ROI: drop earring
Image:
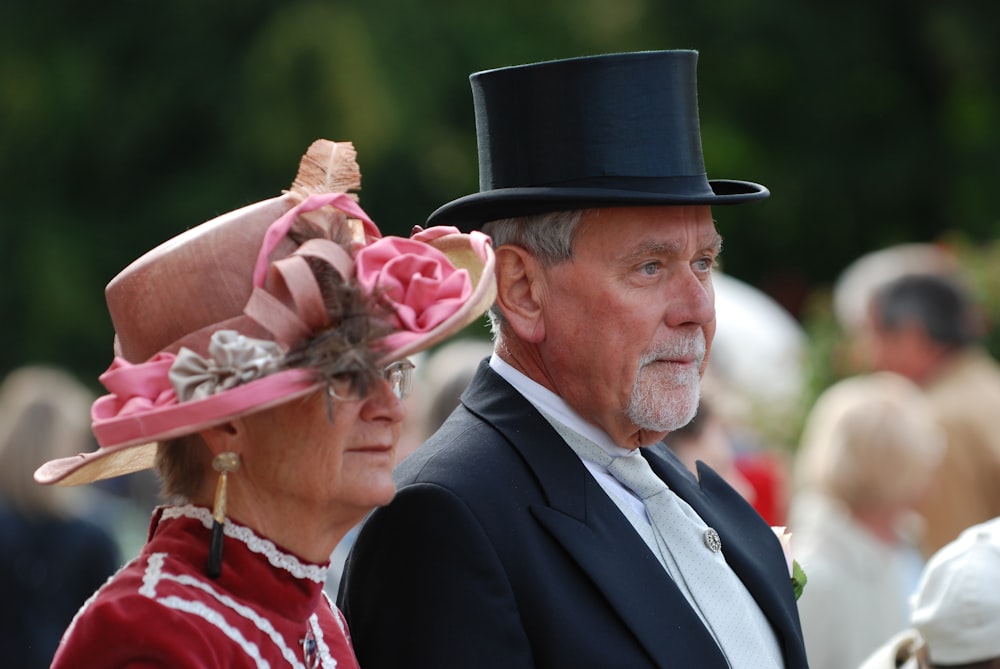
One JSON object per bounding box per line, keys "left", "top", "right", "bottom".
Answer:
{"left": 207, "top": 452, "right": 240, "bottom": 578}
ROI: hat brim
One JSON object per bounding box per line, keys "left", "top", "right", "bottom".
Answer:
{"left": 34, "top": 369, "right": 322, "bottom": 486}
{"left": 427, "top": 179, "right": 769, "bottom": 231}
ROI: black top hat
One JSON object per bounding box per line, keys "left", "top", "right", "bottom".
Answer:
{"left": 427, "top": 50, "right": 769, "bottom": 231}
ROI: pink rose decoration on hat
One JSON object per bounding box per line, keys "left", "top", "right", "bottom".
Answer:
{"left": 356, "top": 226, "right": 475, "bottom": 354}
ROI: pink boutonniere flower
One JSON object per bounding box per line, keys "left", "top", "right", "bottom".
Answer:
{"left": 772, "top": 526, "right": 807, "bottom": 600}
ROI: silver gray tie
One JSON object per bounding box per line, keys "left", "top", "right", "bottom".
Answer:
{"left": 555, "top": 423, "right": 785, "bottom": 668}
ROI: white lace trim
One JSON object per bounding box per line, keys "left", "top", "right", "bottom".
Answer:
{"left": 61, "top": 509, "right": 341, "bottom": 668}
{"left": 161, "top": 505, "right": 328, "bottom": 583}
{"left": 159, "top": 594, "right": 271, "bottom": 669}
{"left": 142, "top": 551, "right": 307, "bottom": 668}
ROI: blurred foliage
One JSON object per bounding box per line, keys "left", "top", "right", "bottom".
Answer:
{"left": 3, "top": 0, "right": 1000, "bottom": 407}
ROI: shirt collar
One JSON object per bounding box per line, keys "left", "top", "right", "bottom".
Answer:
{"left": 489, "top": 354, "right": 632, "bottom": 458}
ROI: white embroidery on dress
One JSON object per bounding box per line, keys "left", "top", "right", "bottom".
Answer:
{"left": 159, "top": 595, "right": 271, "bottom": 669}
{"left": 172, "top": 572, "right": 304, "bottom": 668}
{"left": 138, "top": 506, "right": 345, "bottom": 668}
{"left": 140, "top": 552, "right": 166, "bottom": 597}
{"left": 137, "top": 552, "right": 304, "bottom": 667}
{"left": 308, "top": 614, "right": 337, "bottom": 668}
{"left": 322, "top": 592, "right": 349, "bottom": 637}
{"left": 162, "top": 505, "right": 328, "bottom": 583}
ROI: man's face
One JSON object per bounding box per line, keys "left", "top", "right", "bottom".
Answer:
{"left": 537, "top": 205, "right": 720, "bottom": 448}
{"left": 861, "top": 308, "right": 929, "bottom": 384}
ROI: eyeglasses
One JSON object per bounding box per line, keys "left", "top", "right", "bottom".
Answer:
{"left": 326, "top": 359, "right": 415, "bottom": 402}
{"left": 382, "top": 359, "right": 415, "bottom": 400}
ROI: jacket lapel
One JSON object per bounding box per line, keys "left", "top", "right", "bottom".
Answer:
{"left": 460, "top": 364, "right": 729, "bottom": 667}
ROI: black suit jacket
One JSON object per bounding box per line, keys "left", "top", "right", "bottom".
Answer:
{"left": 340, "top": 362, "right": 808, "bottom": 668}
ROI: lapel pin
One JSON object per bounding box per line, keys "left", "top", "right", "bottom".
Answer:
{"left": 703, "top": 528, "right": 722, "bottom": 553}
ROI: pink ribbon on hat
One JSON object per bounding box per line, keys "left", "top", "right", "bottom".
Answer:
{"left": 253, "top": 192, "right": 380, "bottom": 288}
{"left": 244, "top": 192, "right": 378, "bottom": 348}
{"left": 91, "top": 353, "right": 180, "bottom": 437}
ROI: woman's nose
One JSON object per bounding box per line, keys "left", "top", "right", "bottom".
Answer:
{"left": 361, "top": 375, "right": 407, "bottom": 424}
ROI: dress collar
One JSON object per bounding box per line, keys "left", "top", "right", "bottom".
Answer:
{"left": 150, "top": 504, "right": 330, "bottom": 621}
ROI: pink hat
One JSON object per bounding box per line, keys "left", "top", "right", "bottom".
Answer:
{"left": 34, "top": 140, "right": 496, "bottom": 486}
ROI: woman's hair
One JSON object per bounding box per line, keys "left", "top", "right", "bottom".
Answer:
{"left": 0, "top": 366, "right": 95, "bottom": 517}
{"left": 155, "top": 433, "right": 212, "bottom": 503}
{"left": 795, "top": 371, "right": 944, "bottom": 512}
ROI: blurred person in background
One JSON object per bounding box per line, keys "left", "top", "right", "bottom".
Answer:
{"left": 393, "top": 336, "right": 494, "bottom": 463}
{"left": 865, "top": 272, "right": 1000, "bottom": 558}
{"left": 832, "top": 243, "right": 957, "bottom": 375}
{"left": 416, "top": 337, "right": 495, "bottom": 442}
{"left": 791, "top": 371, "right": 945, "bottom": 669}
{"left": 0, "top": 365, "right": 120, "bottom": 669}
{"left": 654, "top": 398, "right": 757, "bottom": 505}
{"left": 700, "top": 269, "right": 808, "bottom": 526}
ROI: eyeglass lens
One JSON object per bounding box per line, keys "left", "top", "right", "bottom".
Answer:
{"left": 384, "top": 359, "right": 414, "bottom": 400}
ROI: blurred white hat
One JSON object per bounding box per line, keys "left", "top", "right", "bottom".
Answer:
{"left": 911, "top": 517, "right": 1000, "bottom": 665}
{"left": 710, "top": 271, "right": 806, "bottom": 416}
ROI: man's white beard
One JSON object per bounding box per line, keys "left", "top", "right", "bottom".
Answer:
{"left": 625, "top": 333, "right": 706, "bottom": 432}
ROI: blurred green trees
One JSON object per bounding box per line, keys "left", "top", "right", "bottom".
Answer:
{"left": 2, "top": 0, "right": 999, "bottom": 404}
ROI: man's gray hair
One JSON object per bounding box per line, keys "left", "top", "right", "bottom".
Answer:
{"left": 481, "top": 209, "right": 587, "bottom": 338}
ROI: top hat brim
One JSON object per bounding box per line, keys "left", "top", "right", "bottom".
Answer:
{"left": 427, "top": 179, "right": 769, "bottom": 232}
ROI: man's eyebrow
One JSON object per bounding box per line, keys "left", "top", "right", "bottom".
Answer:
{"left": 622, "top": 233, "right": 724, "bottom": 262}
{"left": 709, "top": 233, "right": 724, "bottom": 255}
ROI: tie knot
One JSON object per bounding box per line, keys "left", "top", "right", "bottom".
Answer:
{"left": 607, "top": 452, "right": 667, "bottom": 501}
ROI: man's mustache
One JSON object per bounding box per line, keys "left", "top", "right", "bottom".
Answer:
{"left": 638, "top": 333, "right": 707, "bottom": 368}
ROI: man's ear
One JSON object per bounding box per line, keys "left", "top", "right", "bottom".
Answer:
{"left": 495, "top": 245, "right": 546, "bottom": 343}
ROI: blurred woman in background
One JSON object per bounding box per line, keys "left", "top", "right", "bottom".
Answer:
{"left": 790, "top": 371, "right": 944, "bottom": 669}
{"left": 0, "top": 365, "right": 120, "bottom": 668}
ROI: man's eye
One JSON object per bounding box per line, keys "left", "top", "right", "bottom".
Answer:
{"left": 693, "top": 257, "right": 716, "bottom": 272}
{"left": 641, "top": 262, "right": 659, "bottom": 275}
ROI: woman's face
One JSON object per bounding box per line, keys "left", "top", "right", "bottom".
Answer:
{"left": 234, "top": 374, "right": 405, "bottom": 529}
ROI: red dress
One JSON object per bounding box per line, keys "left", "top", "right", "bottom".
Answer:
{"left": 51, "top": 505, "right": 361, "bottom": 669}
